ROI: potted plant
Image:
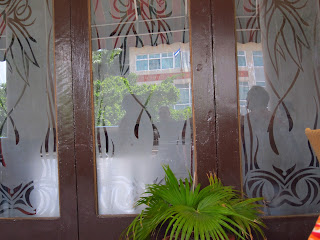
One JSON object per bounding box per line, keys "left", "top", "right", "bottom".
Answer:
{"left": 122, "top": 165, "right": 265, "bottom": 240}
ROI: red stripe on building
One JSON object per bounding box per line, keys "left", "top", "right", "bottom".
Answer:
{"left": 238, "top": 70, "right": 249, "bottom": 77}
{"left": 137, "top": 72, "right": 191, "bottom": 82}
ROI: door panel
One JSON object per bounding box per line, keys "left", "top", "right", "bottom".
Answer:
{"left": 73, "top": 0, "right": 217, "bottom": 238}
{"left": 237, "top": 0, "right": 320, "bottom": 216}
{"left": 0, "top": 0, "right": 78, "bottom": 238}
{"left": 0, "top": 0, "right": 59, "bottom": 219}
{"left": 233, "top": 0, "right": 319, "bottom": 238}
{"left": 91, "top": 0, "right": 193, "bottom": 216}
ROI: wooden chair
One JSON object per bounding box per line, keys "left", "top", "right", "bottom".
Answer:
{"left": 306, "top": 128, "right": 320, "bottom": 240}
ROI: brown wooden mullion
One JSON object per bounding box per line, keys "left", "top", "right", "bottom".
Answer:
{"left": 210, "top": 0, "right": 241, "bottom": 190}
{"left": 54, "top": 0, "right": 79, "bottom": 238}
{"left": 190, "top": 0, "right": 217, "bottom": 187}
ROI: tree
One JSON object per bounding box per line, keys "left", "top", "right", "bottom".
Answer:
{"left": 92, "top": 50, "right": 191, "bottom": 127}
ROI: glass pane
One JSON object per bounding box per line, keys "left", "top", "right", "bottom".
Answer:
{"left": 238, "top": 55, "right": 247, "bottom": 67}
{"left": 149, "top": 59, "right": 161, "bottom": 70}
{"left": 253, "top": 55, "right": 264, "bottom": 66}
{"left": 252, "top": 51, "right": 262, "bottom": 56}
{"left": 182, "top": 51, "right": 190, "bottom": 70}
{"left": 239, "top": 82, "right": 249, "bottom": 101}
{"left": 178, "top": 89, "right": 190, "bottom": 104}
{"left": 136, "top": 60, "right": 148, "bottom": 71}
{"left": 0, "top": 0, "right": 59, "bottom": 218}
{"left": 149, "top": 54, "right": 161, "bottom": 59}
{"left": 236, "top": 0, "right": 320, "bottom": 216}
{"left": 256, "top": 81, "right": 265, "bottom": 87}
{"left": 254, "top": 67, "right": 266, "bottom": 84}
{"left": 91, "top": 0, "right": 193, "bottom": 215}
{"left": 162, "top": 58, "right": 173, "bottom": 69}
{"left": 174, "top": 52, "right": 181, "bottom": 68}
{"left": 137, "top": 55, "right": 148, "bottom": 60}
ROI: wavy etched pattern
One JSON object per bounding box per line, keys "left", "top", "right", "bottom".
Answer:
{"left": 0, "top": 1, "right": 59, "bottom": 217}
{"left": 0, "top": 181, "right": 36, "bottom": 216}
{"left": 0, "top": 1, "right": 56, "bottom": 166}
{"left": 239, "top": 0, "right": 320, "bottom": 216}
{"left": 0, "top": 0, "right": 36, "bottom": 165}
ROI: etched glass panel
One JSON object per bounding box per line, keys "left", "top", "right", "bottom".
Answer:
{"left": 91, "top": 0, "right": 193, "bottom": 215}
{"left": 0, "top": 0, "right": 59, "bottom": 218}
{"left": 236, "top": 0, "right": 320, "bottom": 216}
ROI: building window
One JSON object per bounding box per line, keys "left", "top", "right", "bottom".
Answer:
{"left": 255, "top": 81, "right": 265, "bottom": 87}
{"left": 136, "top": 51, "right": 185, "bottom": 71}
{"left": 239, "top": 81, "right": 249, "bottom": 114}
{"left": 181, "top": 51, "right": 191, "bottom": 70}
{"left": 237, "top": 51, "right": 247, "bottom": 67}
{"left": 253, "top": 51, "right": 266, "bottom": 87}
{"left": 136, "top": 55, "right": 148, "bottom": 71}
{"left": 161, "top": 52, "right": 173, "bottom": 69}
{"left": 174, "top": 83, "right": 191, "bottom": 110}
{"left": 174, "top": 51, "right": 181, "bottom": 68}
{"left": 253, "top": 51, "right": 264, "bottom": 67}
{"left": 149, "top": 54, "right": 161, "bottom": 70}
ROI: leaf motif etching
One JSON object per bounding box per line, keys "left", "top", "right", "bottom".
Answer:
{"left": 0, "top": 1, "right": 56, "bottom": 164}
{"left": 237, "top": 0, "right": 320, "bottom": 215}
{"left": 1, "top": 0, "right": 39, "bottom": 83}
{"left": 109, "top": 0, "right": 173, "bottom": 44}
{"left": 0, "top": 0, "right": 40, "bottom": 158}
{"left": 260, "top": 0, "right": 310, "bottom": 76}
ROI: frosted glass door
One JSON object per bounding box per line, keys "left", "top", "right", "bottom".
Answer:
{"left": 91, "top": 0, "right": 193, "bottom": 215}
{"left": 0, "top": 0, "right": 59, "bottom": 218}
{"left": 236, "top": 0, "right": 320, "bottom": 216}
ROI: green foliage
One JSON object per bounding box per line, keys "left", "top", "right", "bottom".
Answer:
{"left": 170, "top": 107, "right": 192, "bottom": 121}
{"left": 94, "top": 75, "right": 181, "bottom": 126}
{"left": 92, "top": 48, "right": 122, "bottom": 66}
{"left": 122, "top": 166, "right": 265, "bottom": 240}
{"left": 0, "top": 83, "right": 6, "bottom": 131}
{"left": 92, "top": 49, "right": 189, "bottom": 126}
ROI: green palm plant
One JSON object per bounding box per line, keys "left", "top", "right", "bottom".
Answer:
{"left": 122, "top": 165, "right": 265, "bottom": 240}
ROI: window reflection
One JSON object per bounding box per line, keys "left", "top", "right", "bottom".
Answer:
{"left": 0, "top": 0, "right": 59, "bottom": 218}
{"left": 236, "top": 0, "right": 320, "bottom": 216}
{"left": 91, "top": 0, "right": 193, "bottom": 215}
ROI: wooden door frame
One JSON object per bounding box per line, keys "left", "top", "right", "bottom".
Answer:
{"left": 71, "top": 0, "right": 218, "bottom": 238}
{"left": 0, "top": 0, "right": 79, "bottom": 239}
{"left": 211, "top": 1, "right": 317, "bottom": 239}
{"left": 70, "top": 0, "right": 318, "bottom": 239}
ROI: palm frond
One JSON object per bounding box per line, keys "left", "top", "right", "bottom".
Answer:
{"left": 122, "top": 165, "right": 265, "bottom": 240}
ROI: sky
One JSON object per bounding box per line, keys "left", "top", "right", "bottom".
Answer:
{"left": 0, "top": 61, "right": 6, "bottom": 84}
